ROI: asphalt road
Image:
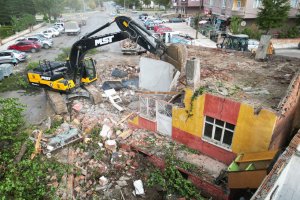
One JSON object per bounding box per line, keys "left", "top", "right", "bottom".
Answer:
{"left": 276, "top": 48, "right": 300, "bottom": 59}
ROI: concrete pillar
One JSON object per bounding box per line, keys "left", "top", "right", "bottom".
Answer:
{"left": 186, "top": 58, "right": 201, "bottom": 91}
{"left": 255, "top": 35, "right": 272, "bottom": 60}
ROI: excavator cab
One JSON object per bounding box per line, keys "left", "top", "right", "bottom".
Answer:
{"left": 81, "top": 58, "right": 97, "bottom": 84}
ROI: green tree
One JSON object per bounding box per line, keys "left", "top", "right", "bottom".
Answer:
{"left": 154, "top": 0, "right": 170, "bottom": 8}
{"left": 230, "top": 16, "right": 242, "bottom": 34}
{"left": 143, "top": 0, "right": 151, "bottom": 8}
{"left": 33, "top": 0, "right": 63, "bottom": 21}
{"left": 88, "top": 0, "right": 97, "bottom": 9}
{"left": 0, "top": 0, "right": 11, "bottom": 24}
{"left": 256, "top": 0, "right": 290, "bottom": 34}
{"left": 11, "top": 14, "right": 36, "bottom": 32}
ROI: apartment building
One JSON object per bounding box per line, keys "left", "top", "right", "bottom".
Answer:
{"left": 172, "top": 0, "right": 203, "bottom": 15}
{"left": 173, "top": 0, "right": 299, "bottom": 23}
{"left": 202, "top": 0, "right": 299, "bottom": 22}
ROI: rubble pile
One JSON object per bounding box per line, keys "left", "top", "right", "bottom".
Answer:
{"left": 121, "top": 39, "right": 138, "bottom": 49}
{"left": 186, "top": 46, "right": 300, "bottom": 107}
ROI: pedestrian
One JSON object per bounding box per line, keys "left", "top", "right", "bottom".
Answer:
{"left": 267, "top": 41, "right": 274, "bottom": 60}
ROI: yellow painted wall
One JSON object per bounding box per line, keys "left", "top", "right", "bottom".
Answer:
{"left": 172, "top": 89, "right": 205, "bottom": 137}
{"left": 232, "top": 104, "right": 277, "bottom": 153}
{"left": 128, "top": 116, "right": 139, "bottom": 126}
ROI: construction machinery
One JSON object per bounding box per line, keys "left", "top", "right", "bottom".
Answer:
{"left": 27, "top": 16, "right": 186, "bottom": 114}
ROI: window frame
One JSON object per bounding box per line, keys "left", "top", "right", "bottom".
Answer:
{"left": 202, "top": 116, "right": 235, "bottom": 149}
{"left": 222, "top": 0, "right": 226, "bottom": 8}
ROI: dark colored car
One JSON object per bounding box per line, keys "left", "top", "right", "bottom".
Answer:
{"left": 169, "top": 18, "right": 185, "bottom": 23}
{"left": 8, "top": 40, "right": 42, "bottom": 53}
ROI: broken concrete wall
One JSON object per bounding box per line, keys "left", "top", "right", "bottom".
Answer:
{"left": 270, "top": 74, "right": 300, "bottom": 150}
{"left": 139, "top": 57, "right": 176, "bottom": 92}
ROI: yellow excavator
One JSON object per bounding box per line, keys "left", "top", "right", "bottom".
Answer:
{"left": 27, "top": 16, "right": 186, "bottom": 114}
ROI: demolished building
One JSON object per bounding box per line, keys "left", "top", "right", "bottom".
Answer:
{"left": 127, "top": 47, "right": 300, "bottom": 199}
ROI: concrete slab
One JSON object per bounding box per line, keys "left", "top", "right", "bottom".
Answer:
{"left": 176, "top": 151, "right": 227, "bottom": 178}
{"left": 139, "top": 57, "right": 175, "bottom": 92}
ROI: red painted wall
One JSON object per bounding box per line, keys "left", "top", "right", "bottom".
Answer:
{"left": 188, "top": 172, "right": 229, "bottom": 200}
{"left": 270, "top": 76, "right": 300, "bottom": 150}
{"left": 204, "top": 94, "right": 241, "bottom": 125}
{"left": 172, "top": 127, "right": 236, "bottom": 165}
{"left": 138, "top": 117, "right": 157, "bottom": 132}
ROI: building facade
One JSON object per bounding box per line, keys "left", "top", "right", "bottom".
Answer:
{"left": 202, "top": 0, "right": 299, "bottom": 20}
{"left": 173, "top": 0, "right": 299, "bottom": 24}
{"left": 173, "top": 0, "right": 203, "bottom": 15}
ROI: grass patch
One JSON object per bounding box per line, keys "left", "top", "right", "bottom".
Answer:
{"left": 55, "top": 47, "right": 99, "bottom": 61}
{"left": 0, "top": 73, "right": 40, "bottom": 93}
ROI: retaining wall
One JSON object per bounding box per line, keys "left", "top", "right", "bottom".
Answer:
{"left": 0, "top": 23, "right": 46, "bottom": 45}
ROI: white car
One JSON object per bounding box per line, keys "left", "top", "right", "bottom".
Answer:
{"left": 36, "top": 33, "right": 52, "bottom": 39}
{"left": 153, "top": 19, "right": 163, "bottom": 24}
{"left": 54, "top": 22, "right": 64, "bottom": 28}
{"left": 248, "top": 39, "right": 259, "bottom": 51}
{"left": 41, "top": 28, "right": 60, "bottom": 37}
{"left": 52, "top": 25, "right": 64, "bottom": 34}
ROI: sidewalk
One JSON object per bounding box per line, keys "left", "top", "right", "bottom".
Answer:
{"left": 163, "top": 22, "right": 217, "bottom": 48}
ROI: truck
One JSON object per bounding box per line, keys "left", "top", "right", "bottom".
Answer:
{"left": 64, "top": 21, "right": 81, "bottom": 36}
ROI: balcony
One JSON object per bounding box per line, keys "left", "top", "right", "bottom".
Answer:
{"left": 231, "top": 6, "right": 245, "bottom": 16}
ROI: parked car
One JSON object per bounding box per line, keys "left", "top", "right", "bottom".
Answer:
{"left": 154, "top": 24, "right": 171, "bottom": 32}
{"left": 8, "top": 40, "right": 42, "bottom": 53}
{"left": 139, "top": 13, "right": 148, "bottom": 19}
{"left": 41, "top": 28, "right": 60, "bottom": 37}
{"left": 35, "top": 33, "right": 52, "bottom": 39}
{"left": 169, "top": 18, "right": 185, "bottom": 23}
{"left": 0, "top": 50, "right": 25, "bottom": 65}
{"left": 248, "top": 39, "right": 259, "bottom": 51}
{"left": 156, "top": 26, "right": 173, "bottom": 35}
{"left": 64, "top": 21, "right": 81, "bottom": 35}
{"left": 23, "top": 36, "right": 53, "bottom": 49}
{"left": 52, "top": 25, "right": 64, "bottom": 34}
{"left": 54, "top": 22, "right": 64, "bottom": 28}
{"left": 152, "top": 19, "right": 163, "bottom": 24}
{"left": 161, "top": 18, "right": 169, "bottom": 23}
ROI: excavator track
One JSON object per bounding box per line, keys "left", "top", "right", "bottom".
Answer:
{"left": 46, "top": 90, "right": 68, "bottom": 115}
{"left": 83, "top": 84, "right": 102, "bottom": 104}
{"left": 46, "top": 85, "right": 102, "bottom": 115}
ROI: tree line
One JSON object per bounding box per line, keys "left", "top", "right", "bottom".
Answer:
{"left": 0, "top": 0, "right": 101, "bottom": 25}
{"left": 113, "top": 0, "right": 170, "bottom": 9}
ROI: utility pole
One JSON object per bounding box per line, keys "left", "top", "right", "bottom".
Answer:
{"left": 124, "top": 0, "right": 125, "bottom": 10}
{"left": 82, "top": 0, "right": 86, "bottom": 12}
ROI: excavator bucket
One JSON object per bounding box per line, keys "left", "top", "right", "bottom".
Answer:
{"left": 162, "top": 44, "right": 187, "bottom": 72}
